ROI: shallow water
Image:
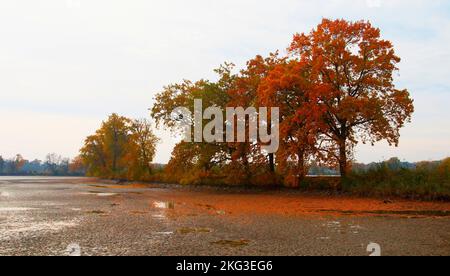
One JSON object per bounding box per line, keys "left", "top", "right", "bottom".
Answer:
{"left": 0, "top": 208, "right": 80, "bottom": 241}
{"left": 0, "top": 207, "right": 37, "bottom": 212}
{"left": 0, "top": 176, "right": 89, "bottom": 181}
{"left": 1, "top": 177, "right": 449, "bottom": 256}
{"left": 0, "top": 219, "right": 80, "bottom": 241}
{"left": 153, "top": 201, "right": 175, "bottom": 209}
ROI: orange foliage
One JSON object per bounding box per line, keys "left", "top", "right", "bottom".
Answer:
{"left": 150, "top": 18, "right": 414, "bottom": 186}
{"left": 80, "top": 114, "right": 159, "bottom": 181}
{"left": 288, "top": 19, "right": 414, "bottom": 176}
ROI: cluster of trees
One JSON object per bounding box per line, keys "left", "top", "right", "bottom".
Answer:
{"left": 0, "top": 153, "right": 85, "bottom": 176}
{"left": 151, "top": 19, "right": 414, "bottom": 187}
{"left": 352, "top": 157, "right": 450, "bottom": 177}
{"left": 80, "top": 114, "right": 159, "bottom": 181}
{"left": 345, "top": 157, "right": 450, "bottom": 200}
{"left": 353, "top": 157, "right": 417, "bottom": 173}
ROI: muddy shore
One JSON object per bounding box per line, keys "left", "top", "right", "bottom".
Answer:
{"left": 1, "top": 177, "right": 449, "bottom": 256}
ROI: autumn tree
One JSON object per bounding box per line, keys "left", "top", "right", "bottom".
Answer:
{"left": 102, "top": 114, "right": 132, "bottom": 178}
{"left": 80, "top": 114, "right": 159, "bottom": 180}
{"left": 69, "top": 155, "right": 86, "bottom": 176}
{"left": 163, "top": 142, "right": 214, "bottom": 184}
{"left": 288, "top": 19, "right": 414, "bottom": 177}
{"left": 81, "top": 115, "right": 129, "bottom": 178}
{"left": 150, "top": 18, "right": 414, "bottom": 185}
{"left": 259, "top": 60, "right": 326, "bottom": 186}
{"left": 229, "top": 53, "right": 283, "bottom": 176}
{"left": 127, "top": 119, "right": 160, "bottom": 180}
{"left": 438, "top": 158, "right": 450, "bottom": 181}
{"left": 81, "top": 133, "right": 108, "bottom": 177}
{"left": 152, "top": 65, "right": 238, "bottom": 184}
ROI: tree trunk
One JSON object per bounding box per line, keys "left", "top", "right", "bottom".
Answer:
{"left": 268, "top": 153, "right": 275, "bottom": 172}
{"left": 296, "top": 150, "right": 306, "bottom": 187}
{"left": 242, "top": 152, "right": 251, "bottom": 184}
{"left": 338, "top": 140, "right": 348, "bottom": 178}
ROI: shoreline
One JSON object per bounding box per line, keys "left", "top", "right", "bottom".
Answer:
{"left": 93, "top": 178, "right": 450, "bottom": 203}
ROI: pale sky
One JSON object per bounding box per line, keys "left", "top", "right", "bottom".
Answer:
{"left": 0, "top": 0, "right": 449, "bottom": 164}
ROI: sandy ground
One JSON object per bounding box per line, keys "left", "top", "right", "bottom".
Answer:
{"left": 0, "top": 176, "right": 449, "bottom": 256}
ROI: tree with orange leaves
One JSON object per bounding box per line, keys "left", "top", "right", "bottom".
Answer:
{"left": 228, "top": 53, "right": 283, "bottom": 175}
{"left": 68, "top": 155, "right": 86, "bottom": 176}
{"left": 288, "top": 19, "right": 414, "bottom": 177}
{"left": 259, "top": 60, "right": 326, "bottom": 186}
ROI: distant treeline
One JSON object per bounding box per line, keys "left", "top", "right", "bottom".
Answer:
{"left": 344, "top": 157, "right": 450, "bottom": 200}
{"left": 0, "top": 153, "right": 85, "bottom": 176}
{"left": 270, "top": 157, "right": 450, "bottom": 201}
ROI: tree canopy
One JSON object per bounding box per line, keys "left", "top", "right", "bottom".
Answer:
{"left": 80, "top": 114, "right": 159, "bottom": 181}
{"left": 151, "top": 18, "right": 414, "bottom": 186}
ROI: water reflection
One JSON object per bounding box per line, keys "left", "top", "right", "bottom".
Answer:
{"left": 0, "top": 191, "right": 11, "bottom": 197}
{"left": 96, "top": 193, "right": 118, "bottom": 197}
{"left": 152, "top": 214, "right": 166, "bottom": 220}
{"left": 154, "top": 231, "right": 173, "bottom": 235}
{"left": 153, "top": 201, "right": 175, "bottom": 209}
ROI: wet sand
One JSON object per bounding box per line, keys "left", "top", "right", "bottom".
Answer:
{"left": 0, "top": 177, "right": 449, "bottom": 256}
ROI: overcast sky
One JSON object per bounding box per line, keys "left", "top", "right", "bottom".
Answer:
{"left": 0, "top": 0, "right": 449, "bottom": 164}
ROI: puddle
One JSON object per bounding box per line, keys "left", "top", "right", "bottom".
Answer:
{"left": 177, "top": 227, "right": 212, "bottom": 234}
{"left": 349, "top": 224, "right": 363, "bottom": 234}
{"left": 88, "top": 185, "right": 106, "bottom": 188}
{"left": 153, "top": 201, "right": 175, "bottom": 209}
{"left": 10, "top": 221, "right": 79, "bottom": 233}
{"left": 40, "top": 202, "right": 65, "bottom": 207}
{"left": 323, "top": 221, "right": 342, "bottom": 234}
{"left": 322, "top": 221, "right": 365, "bottom": 235}
{"left": 326, "top": 221, "right": 341, "bottom": 227}
{"left": 0, "top": 218, "right": 80, "bottom": 241}
{"left": 96, "top": 193, "right": 118, "bottom": 197}
{"left": 86, "top": 210, "right": 107, "bottom": 215}
{"left": 0, "top": 192, "right": 11, "bottom": 197}
{"left": 211, "top": 239, "right": 251, "bottom": 247}
{"left": 154, "top": 231, "right": 174, "bottom": 235}
{"left": 152, "top": 214, "right": 166, "bottom": 220}
{"left": 0, "top": 207, "right": 37, "bottom": 212}
{"left": 81, "top": 191, "right": 118, "bottom": 197}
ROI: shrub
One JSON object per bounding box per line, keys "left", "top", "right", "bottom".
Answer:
{"left": 343, "top": 158, "right": 450, "bottom": 200}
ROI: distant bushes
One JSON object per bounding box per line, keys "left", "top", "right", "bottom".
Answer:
{"left": 343, "top": 158, "right": 450, "bottom": 200}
